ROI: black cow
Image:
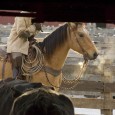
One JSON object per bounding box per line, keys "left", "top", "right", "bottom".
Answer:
{"left": 0, "top": 78, "right": 74, "bottom": 115}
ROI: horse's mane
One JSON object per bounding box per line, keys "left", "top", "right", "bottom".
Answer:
{"left": 39, "top": 23, "right": 68, "bottom": 57}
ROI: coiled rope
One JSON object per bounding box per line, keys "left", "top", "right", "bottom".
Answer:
{"left": 21, "top": 44, "right": 44, "bottom": 76}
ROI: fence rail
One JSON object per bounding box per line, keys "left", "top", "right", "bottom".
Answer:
{"left": 61, "top": 80, "right": 115, "bottom": 93}
{"left": 60, "top": 79, "right": 115, "bottom": 115}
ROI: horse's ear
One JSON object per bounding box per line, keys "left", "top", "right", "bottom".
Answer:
{"left": 68, "top": 22, "right": 76, "bottom": 28}
{"left": 74, "top": 22, "right": 85, "bottom": 27}
{"left": 68, "top": 22, "right": 71, "bottom": 26}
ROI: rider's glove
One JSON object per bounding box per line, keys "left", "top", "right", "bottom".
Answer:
{"left": 19, "top": 31, "right": 30, "bottom": 41}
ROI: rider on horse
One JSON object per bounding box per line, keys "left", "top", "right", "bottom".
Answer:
{"left": 6, "top": 11, "right": 42, "bottom": 79}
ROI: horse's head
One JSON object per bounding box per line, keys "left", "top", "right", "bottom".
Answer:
{"left": 68, "top": 22, "right": 98, "bottom": 60}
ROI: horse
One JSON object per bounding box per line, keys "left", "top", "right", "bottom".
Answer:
{"left": 0, "top": 22, "right": 98, "bottom": 91}
{"left": 0, "top": 78, "right": 74, "bottom": 115}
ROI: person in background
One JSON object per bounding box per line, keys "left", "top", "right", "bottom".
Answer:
{"left": 6, "top": 11, "right": 42, "bottom": 79}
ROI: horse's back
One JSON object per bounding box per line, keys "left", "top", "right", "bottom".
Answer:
{"left": 0, "top": 60, "right": 12, "bottom": 79}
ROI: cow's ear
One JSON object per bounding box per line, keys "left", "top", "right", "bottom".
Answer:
{"left": 11, "top": 87, "right": 22, "bottom": 98}
{"left": 59, "top": 94, "right": 73, "bottom": 106}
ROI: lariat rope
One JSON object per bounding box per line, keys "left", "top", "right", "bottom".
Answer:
{"left": 21, "top": 44, "right": 44, "bottom": 77}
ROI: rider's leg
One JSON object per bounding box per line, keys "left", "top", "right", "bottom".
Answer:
{"left": 11, "top": 52, "right": 22, "bottom": 79}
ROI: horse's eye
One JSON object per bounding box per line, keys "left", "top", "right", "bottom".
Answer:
{"left": 79, "top": 33, "right": 84, "bottom": 37}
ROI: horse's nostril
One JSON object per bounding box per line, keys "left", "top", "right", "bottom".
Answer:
{"left": 93, "top": 52, "right": 98, "bottom": 58}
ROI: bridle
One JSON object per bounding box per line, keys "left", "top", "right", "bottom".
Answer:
{"left": 69, "top": 23, "right": 89, "bottom": 60}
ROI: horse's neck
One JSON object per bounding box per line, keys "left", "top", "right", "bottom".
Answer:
{"left": 45, "top": 43, "right": 69, "bottom": 70}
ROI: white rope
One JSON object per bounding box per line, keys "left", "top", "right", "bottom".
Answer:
{"left": 21, "top": 44, "right": 44, "bottom": 76}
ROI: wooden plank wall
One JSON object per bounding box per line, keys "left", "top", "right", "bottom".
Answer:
{"left": 60, "top": 79, "right": 115, "bottom": 115}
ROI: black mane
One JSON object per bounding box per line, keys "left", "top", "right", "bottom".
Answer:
{"left": 38, "top": 23, "right": 68, "bottom": 57}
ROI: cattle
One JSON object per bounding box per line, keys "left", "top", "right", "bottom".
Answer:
{"left": 0, "top": 78, "right": 74, "bottom": 115}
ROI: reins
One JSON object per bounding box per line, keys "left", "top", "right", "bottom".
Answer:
{"left": 61, "top": 59, "right": 88, "bottom": 90}
{"left": 43, "top": 59, "right": 88, "bottom": 90}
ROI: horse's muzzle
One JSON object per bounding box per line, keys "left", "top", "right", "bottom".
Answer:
{"left": 93, "top": 52, "right": 98, "bottom": 59}
{"left": 84, "top": 52, "right": 98, "bottom": 60}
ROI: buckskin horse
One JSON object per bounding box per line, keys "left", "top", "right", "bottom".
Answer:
{"left": 0, "top": 22, "right": 98, "bottom": 90}
{"left": 0, "top": 78, "right": 74, "bottom": 115}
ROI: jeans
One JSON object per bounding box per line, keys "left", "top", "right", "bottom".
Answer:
{"left": 11, "top": 52, "right": 22, "bottom": 78}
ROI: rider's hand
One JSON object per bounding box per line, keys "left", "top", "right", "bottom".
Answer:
{"left": 19, "top": 31, "right": 30, "bottom": 41}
